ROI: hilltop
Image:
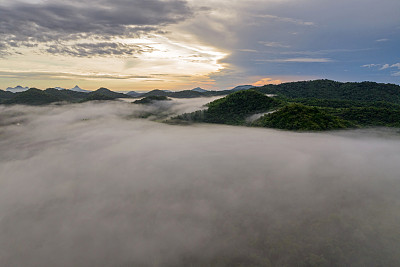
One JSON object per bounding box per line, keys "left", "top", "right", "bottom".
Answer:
{"left": 133, "top": 95, "right": 171, "bottom": 104}
{"left": 89, "top": 88, "right": 131, "bottom": 99}
{"left": 173, "top": 90, "right": 280, "bottom": 125}
{"left": 253, "top": 104, "right": 352, "bottom": 131}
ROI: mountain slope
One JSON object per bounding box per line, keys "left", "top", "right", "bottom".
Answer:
{"left": 203, "top": 90, "right": 280, "bottom": 124}
{"left": 231, "top": 85, "right": 255, "bottom": 91}
{"left": 170, "top": 90, "right": 205, "bottom": 98}
{"left": 334, "top": 107, "right": 400, "bottom": 127}
{"left": 88, "top": 88, "right": 131, "bottom": 99}
{"left": 0, "top": 89, "right": 15, "bottom": 103}
{"left": 45, "top": 88, "right": 88, "bottom": 102}
{"left": 133, "top": 95, "right": 171, "bottom": 104}
{"left": 253, "top": 104, "right": 352, "bottom": 131}
{"left": 192, "top": 87, "right": 208, "bottom": 93}
{"left": 6, "top": 85, "right": 30, "bottom": 93}
{"left": 69, "top": 85, "right": 90, "bottom": 93}
{"left": 173, "top": 90, "right": 281, "bottom": 125}
{"left": 126, "top": 91, "right": 143, "bottom": 97}
{"left": 80, "top": 93, "right": 116, "bottom": 102}
{"left": 4, "top": 88, "right": 62, "bottom": 105}
{"left": 142, "top": 89, "right": 170, "bottom": 97}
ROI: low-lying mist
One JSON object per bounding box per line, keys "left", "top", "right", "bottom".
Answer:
{"left": 1, "top": 100, "right": 400, "bottom": 266}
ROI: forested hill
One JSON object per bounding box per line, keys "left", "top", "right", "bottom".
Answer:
{"left": 256, "top": 80, "right": 400, "bottom": 104}
{"left": 173, "top": 90, "right": 280, "bottom": 125}
{"left": 171, "top": 88, "right": 400, "bottom": 131}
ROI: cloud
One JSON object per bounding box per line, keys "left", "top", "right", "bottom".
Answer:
{"left": 380, "top": 64, "right": 391, "bottom": 70}
{"left": 237, "top": 49, "right": 259, "bottom": 53}
{"left": 0, "top": 70, "right": 154, "bottom": 81}
{"left": 376, "top": 38, "right": 389, "bottom": 42}
{"left": 0, "top": 102, "right": 400, "bottom": 265}
{"left": 45, "top": 42, "right": 155, "bottom": 57}
{"left": 256, "top": 58, "right": 333, "bottom": 63}
{"left": 259, "top": 41, "right": 290, "bottom": 48}
{"left": 362, "top": 64, "right": 380, "bottom": 68}
{"left": 252, "top": 77, "right": 282, "bottom": 86}
{"left": 282, "top": 48, "right": 373, "bottom": 56}
{"left": 363, "top": 63, "right": 400, "bottom": 76}
{"left": 0, "top": 0, "right": 192, "bottom": 53}
{"left": 255, "top": 14, "right": 315, "bottom": 26}
{"left": 391, "top": 63, "right": 400, "bottom": 69}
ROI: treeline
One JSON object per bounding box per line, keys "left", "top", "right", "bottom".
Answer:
{"left": 255, "top": 79, "right": 400, "bottom": 104}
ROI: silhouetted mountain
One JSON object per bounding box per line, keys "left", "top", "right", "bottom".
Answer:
{"left": 69, "top": 85, "right": 90, "bottom": 93}
{"left": 0, "top": 89, "right": 15, "bottom": 103}
{"left": 4, "top": 88, "right": 61, "bottom": 105}
{"left": 230, "top": 85, "right": 255, "bottom": 91}
{"left": 45, "top": 88, "right": 88, "bottom": 102}
{"left": 170, "top": 90, "right": 205, "bottom": 98}
{"left": 142, "top": 89, "right": 170, "bottom": 97}
{"left": 6, "top": 85, "right": 30, "bottom": 93}
{"left": 88, "top": 88, "right": 131, "bottom": 99}
{"left": 126, "top": 91, "right": 143, "bottom": 97}
{"left": 191, "top": 87, "right": 208, "bottom": 93}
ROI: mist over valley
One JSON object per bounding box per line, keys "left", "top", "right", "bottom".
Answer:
{"left": 1, "top": 99, "right": 400, "bottom": 266}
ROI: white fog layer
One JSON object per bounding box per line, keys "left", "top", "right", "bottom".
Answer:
{"left": 1, "top": 101, "right": 400, "bottom": 266}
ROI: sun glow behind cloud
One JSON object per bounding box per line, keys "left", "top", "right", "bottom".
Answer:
{"left": 0, "top": 33, "right": 228, "bottom": 91}
{"left": 0, "top": 0, "right": 229, "bottom": 91}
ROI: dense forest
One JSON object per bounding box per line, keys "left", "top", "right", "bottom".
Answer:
{"left": 253, "top": 104, "right": 352, "bottom": 131}
{"left": 255, "top": 80, "right": 400, "bottom": 104}
{"left": 170, "top": 80, "right": 400, "bottom": 131}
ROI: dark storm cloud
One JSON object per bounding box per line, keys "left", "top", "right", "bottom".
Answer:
{"left": 0, "top": 0, "right": 192, "bottom": 54}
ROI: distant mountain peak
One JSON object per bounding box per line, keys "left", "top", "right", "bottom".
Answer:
{"left": 96, "top": 87, "right": 111, "bottom": 92}
{"left": 126, "top": 91, "right": 143, "bottom": 97}
{"left": 191, "top": 87, "right": 207, "bottom": 93}
{"left": 231, "top": 85, "right": 255, "bottom": 92}
{"left": 69, "top": 85, "right": 89, "bottom": 93}
{"left": 6, "top": 85, "right": 30, "bottom": 93}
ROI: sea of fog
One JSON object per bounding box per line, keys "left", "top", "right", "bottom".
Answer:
{"left": 1, "top": 99, "right": 400, "bottom": 266}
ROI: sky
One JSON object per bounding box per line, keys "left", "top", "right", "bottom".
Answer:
{"left": 0, "top": 0, "right": 399, "bottom": 91}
